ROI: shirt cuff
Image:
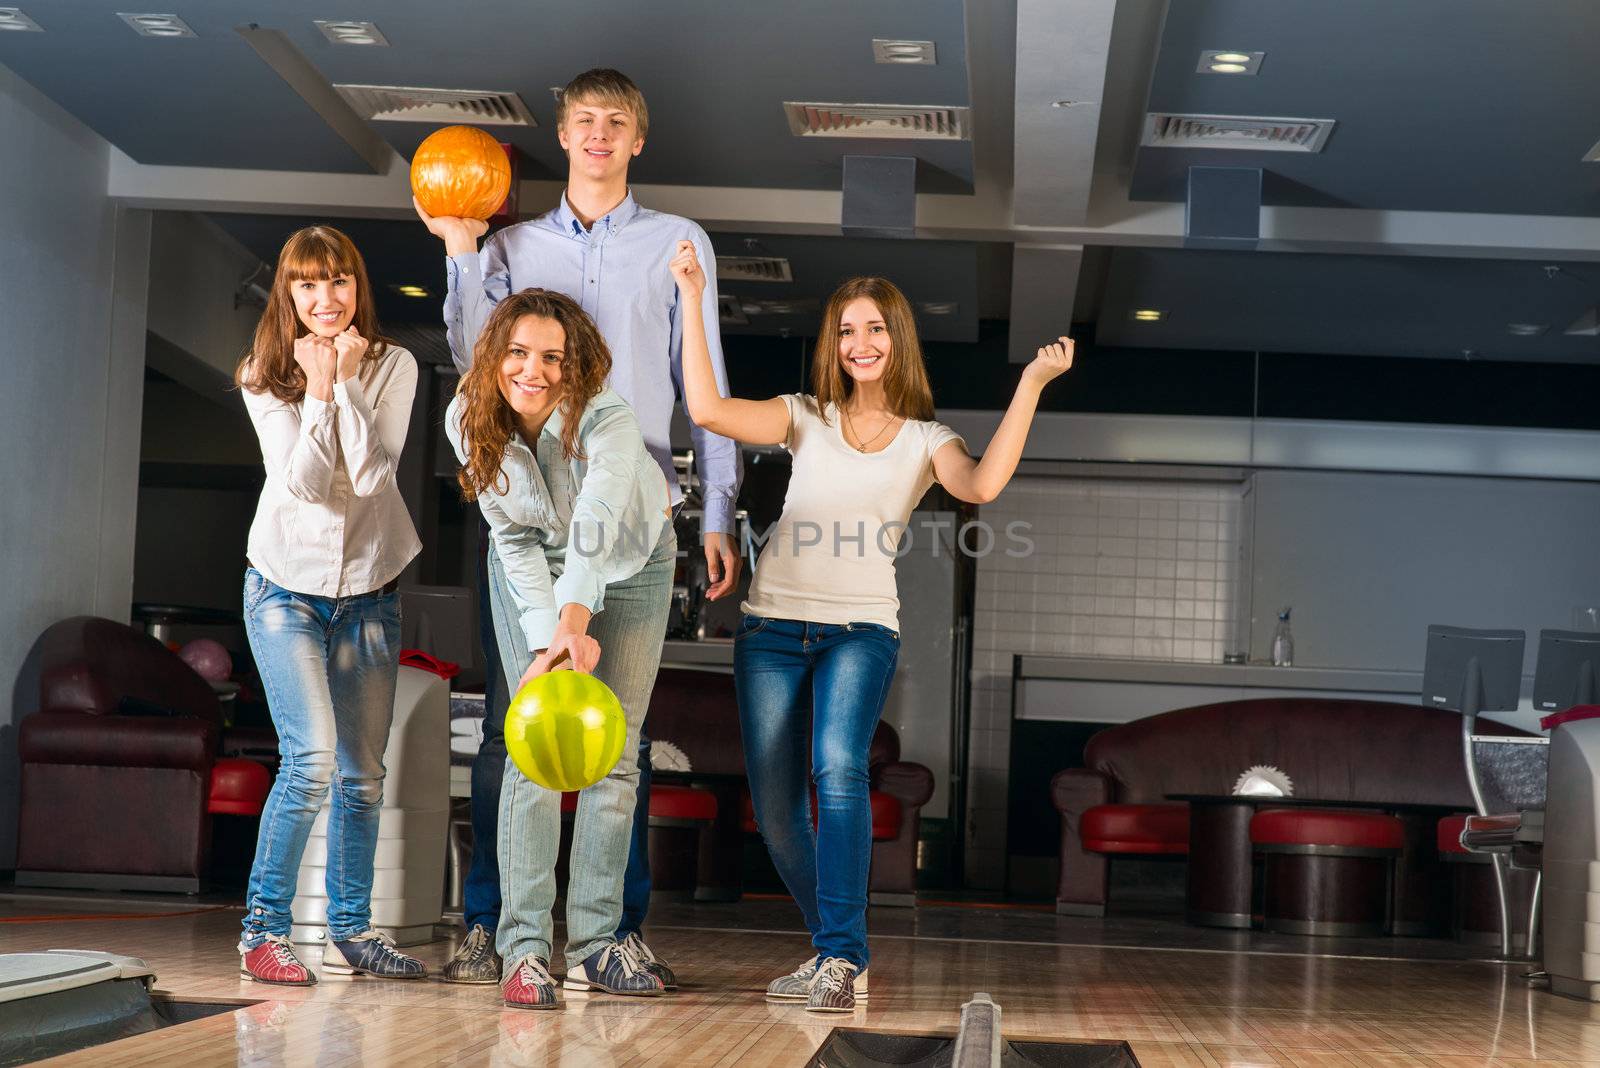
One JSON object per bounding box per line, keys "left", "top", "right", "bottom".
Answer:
{"left": 332, "top": 377, "right": 368, "bottom": 411}
{"left": 702, "top": 492, "right": 738, "bottom": 536}
{"left": 448, "top": 253, "right": 478, "bottom": 282}
{"left": 519, "top": 606, "right": 561, "bottom": 653}
{"left": 551, "top": 566, "right": 606, "bottom": 624}
{"left": 301, "top": 394, "right": 336, "bottom": 424}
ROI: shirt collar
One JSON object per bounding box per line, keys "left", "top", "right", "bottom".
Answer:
{"left": 555, "top": 190, "right": 640, "bottom": 239}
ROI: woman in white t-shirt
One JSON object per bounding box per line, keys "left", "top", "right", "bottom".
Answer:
{"left": 668, "top": 242, "right": 1073, "bottom": 1012}
{"left": 233, "top": 226, "right": 425, "bottom": 987}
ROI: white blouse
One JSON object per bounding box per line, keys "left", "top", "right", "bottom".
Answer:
{"left": 241, "top": 345, "right": 422, "bottom": 597}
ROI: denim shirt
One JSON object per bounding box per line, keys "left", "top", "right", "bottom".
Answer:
{"left": 442, "top": 191, "right": 741, "bottom": 535}
{"left": 445, "top": 388, "right": 671, "bottom": 651}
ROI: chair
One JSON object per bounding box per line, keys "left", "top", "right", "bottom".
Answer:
{"left": 16, "top": 617, "right": 223, "bottom": 893}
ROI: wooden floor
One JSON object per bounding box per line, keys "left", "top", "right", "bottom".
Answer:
{"left": 5, "top": 896, "right": 1598, "bottom": 1067}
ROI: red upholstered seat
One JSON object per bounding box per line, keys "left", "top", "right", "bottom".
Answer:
{"left": 649, "top": 784, "right": 717, "bottom": 822}
{"left": 1437, "top": 813, "right": 1471, "bottom": 855}
{"left": 207, "top": 757, "right": 270, "bottom": 816}
{"left": 741, "top": 791, "right": 902, "bottom": 841}
{"left": 1081, "top": 803, "right": 1190, "bottom": 854}
{"left": 1251, "top": 808, "right": 1404, "bottom": 851}
{"left": 557, "top": 785, "right": 718, "bottom": 822}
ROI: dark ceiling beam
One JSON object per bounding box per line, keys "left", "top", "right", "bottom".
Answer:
{"left": 1008, "top": 246, "right": 1084, "bottom": 362}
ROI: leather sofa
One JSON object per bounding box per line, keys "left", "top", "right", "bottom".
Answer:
{"left": 1050, "top": 696, "right": 1500, "bottom": 916}
{"left": 645, "top": 667, "right": 935, "bottom": 905}
{"left": 16, "top": 616, "right": 224, "bottom": 892}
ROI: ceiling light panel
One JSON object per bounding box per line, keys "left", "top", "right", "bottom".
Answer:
{"left": 1131, "top": 309, "right": 1166, "bottom": 322}
{"left": 117, "top": 12, "right": 196, "bottom": 38}
{"left": 1198, "top": 50, "right": 1263, "bottom": 75}
{"left": 0, "top": 7, "right": 42, "bottom": 31}
{"left": 316, "top": 19, "right": 388, "bottom": 46}
{"left": 872, "top": 39, "right": 936, "bottom": 65}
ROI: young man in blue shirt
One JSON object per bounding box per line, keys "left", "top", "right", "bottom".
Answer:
{"left": 419, "top": 67, "right": 742, "bottom": 996}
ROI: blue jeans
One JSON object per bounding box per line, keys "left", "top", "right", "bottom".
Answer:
{"left": 466, "top": 513, "right": 656, "bottom": 938}
{"left": 734, "top": 615, "right": 900, "bottom": 971}
{"left": 489, "top": 528, "right": 674, "bottom": 969}
{"left": 239, "top": 568, "right": 401, "bottom": 946}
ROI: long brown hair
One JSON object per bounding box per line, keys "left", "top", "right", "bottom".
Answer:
{"left": 811, "top": 276, "right": 934, "bottom": 422}
{"left": 235, "top": 225, "right": 388, "bottom": 402}
{"left": 455, "top": 289, "right": 614, "bottom": 501}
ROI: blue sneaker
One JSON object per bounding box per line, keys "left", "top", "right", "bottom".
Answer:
{"left": 324, "top": 930, "right": 427, "bottom": 979}
{"left": 562, "top": 940, "right": 664, "bottom": 996}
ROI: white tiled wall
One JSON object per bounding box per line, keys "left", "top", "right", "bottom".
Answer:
{"left": 963, "top": 476, "right": 1249, "bottom": 888}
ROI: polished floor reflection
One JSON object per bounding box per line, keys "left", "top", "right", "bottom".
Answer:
{"left": 3, "top": 894, "right": 1593, "bottom": 1067}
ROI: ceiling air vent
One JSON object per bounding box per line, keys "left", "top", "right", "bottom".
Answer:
{"left": 740, "top": 298, "right": 821, "bottom": 317}
{"left": 783, "top": 102, "right": 970, "bottom": 141}
{"left": 335, "top": 84, "right": 537, "bottom": 126}
{"left": 1143, "top": 113, "right": 1335, "bottom": 153}
{"left": 716, "top": 256, "right": 793, "bottom": 283}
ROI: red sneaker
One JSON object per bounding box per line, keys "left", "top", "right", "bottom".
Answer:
{"left": 501, "top": 955, "right": 559, "bottom": 1010}
{"left": 239, "top": 934, "right": 317, "bottom": 986}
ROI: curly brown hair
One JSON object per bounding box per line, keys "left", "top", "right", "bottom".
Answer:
{"left": 811, "top": 276, "right": 934, "bottom": 423}
{"left": 455, "top": 289, "right": 614, "bottom": 501}
{"left": 234, "top": 225, "right": 388, "bottom": 402}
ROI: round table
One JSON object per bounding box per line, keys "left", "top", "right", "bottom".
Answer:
{"left": 1169, "top": 793, "right": 1456, "bottom": 931}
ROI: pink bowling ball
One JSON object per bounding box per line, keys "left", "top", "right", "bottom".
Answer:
{"left": 179, "top": 638, "right": 233, "bottom": 682}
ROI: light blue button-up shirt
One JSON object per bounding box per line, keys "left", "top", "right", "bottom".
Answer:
{"left": 444, "top": 389, "right": 671, "bottom": 651}
{"left": 443, "top": 192, "right": 741, "bottom": 534}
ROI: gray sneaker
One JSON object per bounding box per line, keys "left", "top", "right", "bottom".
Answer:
{"left": 442, "top": 923, "right": 502, "bottom": 984}
{"left": 766, "top": 955, "right": 869, "bottom": 1002}
{"left": 805, "top": 957, "right": 860, "bottom": 1013}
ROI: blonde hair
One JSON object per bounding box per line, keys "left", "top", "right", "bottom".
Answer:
{"left": 557, "top": 68, "right": 649, "bottom": 139}
{"left": 810, "top": 277, "right": 934, "bottom": 422}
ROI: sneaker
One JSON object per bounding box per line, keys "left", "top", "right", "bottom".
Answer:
{"left": 502, "top": 955, "right": 560, "bottom": 1010}
{"left": 619, "top": 932, "right": 677, "bottom": 990}
{"left": 562, "top": 940, "right": 665, "bottom": 997}
{"left": 324, "top": 930, "right": 427, "bottom": 979}
{"left": 443, "top": 924, "right": 502, "bottom": 984}
{"left": 805, "top": 957, "right": 860, "bottom": 1014}
{"left": 239, "top": 933, "right": 317, "bottom": 986}
{"left": 766, "top": 955, "right": 869, "bottom": 1002}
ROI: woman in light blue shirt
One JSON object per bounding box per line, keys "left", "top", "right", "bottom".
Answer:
{"left": 446, "top": 288, "right": 675, "bottom": 1010}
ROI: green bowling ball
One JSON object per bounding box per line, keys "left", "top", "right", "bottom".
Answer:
{"left": 504, "top": 670, "right": 627, "bottom": 791}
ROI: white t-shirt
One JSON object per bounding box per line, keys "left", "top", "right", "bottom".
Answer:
{"left": 740, "top": 393, "right": 964, "bottom": 632}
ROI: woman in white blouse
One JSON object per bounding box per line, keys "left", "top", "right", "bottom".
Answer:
{"left": 232, "top": 226, "right": 425, "bottom": 986}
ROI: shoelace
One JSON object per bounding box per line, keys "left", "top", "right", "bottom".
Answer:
{"left": 604, "top": 939, "right": 646, "bottom": 980}
{"left": 262, "top": 934, "right": 301, "bottom": 969}
{"left": 622, "top": 932, "right": 660, "bottom": 965}
{"left": 348, "top": 930, "right": 412, "bottom": 966}
{"left": 791, "top": 956, "right": 819, "bottom": 981}
{"left": 517, "top": 957, "right": 555, "bottom": 987}
{"left": 815, "top": 958, "right": 855, "bottom": 993}
{"left": 462, "top": 926, "right": 491, "bottom": 957}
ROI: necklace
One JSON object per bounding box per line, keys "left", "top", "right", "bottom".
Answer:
{"left": 843, "top": 405, "right": 898, "bottom": 453}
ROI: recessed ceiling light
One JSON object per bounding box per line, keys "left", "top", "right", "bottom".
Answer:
{"left": 315, "top": 19, "right": 388, "bottom": 46}
{"left": 1506, "top": 323, "right": 1547, "bottom": 336}
{"left": 1197, "top": 50, "right": 1263, "bottom": 75}
{"left": 872, "top": 39, "right": 936, "bottom": 65}
{"left": 393, "top": 285, "right": 430, "bottom": 298}
{"left": 919, "top": 301, "right": 958, "bottom": 316}
{"left": 1131, "top": 309, "right": 1165, "bottom": 323}
{"left": 0, "top": 7, "right": 42, "bottom": 31}
{"left": 118, "top": 12, "right": 197, "bottom": 38}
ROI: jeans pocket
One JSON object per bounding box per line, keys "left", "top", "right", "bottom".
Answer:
{"left": 737, "top": 613, "right": 769, "bottom": 637}
{"left": 847, "top": 621, "right": 900, "bottom": 642}
{"left": 243, "top": 569, "right": 271, "bottom": 615}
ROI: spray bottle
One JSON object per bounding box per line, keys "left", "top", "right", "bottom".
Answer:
{"left": 1271, "top": 607, "right": 1294, "bottom": 667}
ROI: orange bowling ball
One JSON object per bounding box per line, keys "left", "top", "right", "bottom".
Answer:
{"left": 410, "top": 125, "right": 512, "bottom": 221}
